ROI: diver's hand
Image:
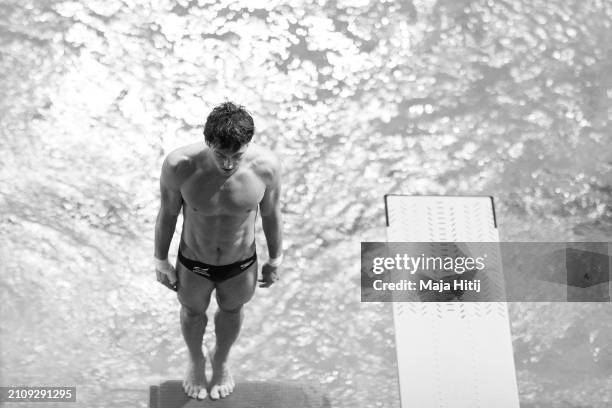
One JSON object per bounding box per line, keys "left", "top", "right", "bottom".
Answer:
{"left": 258, "top": 263, "right": 280, "bottom": 288}
{"left": 155, "top": 257, "right": 177, "bottom": 291}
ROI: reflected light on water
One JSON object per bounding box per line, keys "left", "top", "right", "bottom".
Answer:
{"left": 0, "top": 0, "right": 611, "bottom": 407}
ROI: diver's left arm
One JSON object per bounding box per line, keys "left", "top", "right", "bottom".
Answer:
{"left": 259, "top": 156, "right": 283, "bottom": 287}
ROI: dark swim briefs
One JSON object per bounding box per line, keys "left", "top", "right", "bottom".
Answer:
{"left": 178, "top": 250, "right": 257, "bottom": 283}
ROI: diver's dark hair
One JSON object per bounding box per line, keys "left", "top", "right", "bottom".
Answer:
{"left": 203, "top": 102, "right": 254, "bottom": 152}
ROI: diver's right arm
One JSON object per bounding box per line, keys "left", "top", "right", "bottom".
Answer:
{"left": 154, "top": 155, "right": 185, "bottom": 284}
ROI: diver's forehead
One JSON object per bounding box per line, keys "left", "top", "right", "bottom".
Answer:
{"left": 211, "top": 144, "right": 249, "bottom": 156}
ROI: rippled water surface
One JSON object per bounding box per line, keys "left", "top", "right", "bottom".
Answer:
{"left": 1, "top": 0, "right": 611, "bottom": 407}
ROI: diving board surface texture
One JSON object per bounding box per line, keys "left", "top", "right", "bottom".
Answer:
{"left": 385, "top": 195, "right": 519, "bottom": 408}
{"left": 149, "top": 380, "right": 330, "bottom": 408}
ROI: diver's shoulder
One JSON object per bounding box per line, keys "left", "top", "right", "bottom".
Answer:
{"left": 162, "top": 143, "right": 203, "bottom": 184}
{"left": 249, "top": 145, "right": 280, "bottom": 183}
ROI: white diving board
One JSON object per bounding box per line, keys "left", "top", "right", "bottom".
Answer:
{"left": 385, "top": 195, "right": 520, "bottom": 408}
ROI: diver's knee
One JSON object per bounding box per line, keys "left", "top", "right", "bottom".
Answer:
{"left": 180, "top": 303, "right": 208, "bottom": 319}
{"left": 216, "top": 301, "right": 244, "bottom": 314}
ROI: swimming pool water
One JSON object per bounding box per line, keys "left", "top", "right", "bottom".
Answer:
{"left": 1, "top": 0, "right": 610, "bottom": 407}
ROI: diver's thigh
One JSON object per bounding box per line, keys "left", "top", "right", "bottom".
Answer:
{"left": 177, "top": 262, "right": 215, "bottom": 313}
{"left": 215, "top": 261, "right": 258, "bottom": 311}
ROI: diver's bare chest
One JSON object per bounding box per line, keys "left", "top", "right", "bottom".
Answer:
{"left": 181, "top": 175, "right": 265, "bottom": 214}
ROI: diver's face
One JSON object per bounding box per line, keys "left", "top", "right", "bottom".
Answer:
{"left": 209, "top": 143, "right": 249, "bottom": 175}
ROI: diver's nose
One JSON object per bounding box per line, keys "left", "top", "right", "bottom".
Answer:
{"left": 223, "top": 157, "right": 234, "bottom": 169}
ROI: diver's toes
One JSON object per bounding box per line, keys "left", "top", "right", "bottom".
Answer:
{"left": 196, "top": 388, "right": 207, "bottom": 400}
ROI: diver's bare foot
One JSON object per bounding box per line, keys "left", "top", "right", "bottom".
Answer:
{"left": 209, "top": 348, "right": 235, "bottom": 400}
{"left": 182, "top": 354, "right": 208, "bottom": 400}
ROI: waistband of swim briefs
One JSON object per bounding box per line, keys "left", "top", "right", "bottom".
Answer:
{"left": 177, "top": 249, "right": 257, "bottom": 271}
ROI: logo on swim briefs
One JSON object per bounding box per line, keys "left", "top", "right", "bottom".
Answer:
{"left": 240, "top": 261, "right": 252, "bottom": 270}
{"left": 193, "top": 267, "right": 210, "bottom": 276}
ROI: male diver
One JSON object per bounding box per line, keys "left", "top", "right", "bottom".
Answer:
{"left": 153, "top": 102, "right": 283, "bottom": 400}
